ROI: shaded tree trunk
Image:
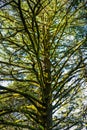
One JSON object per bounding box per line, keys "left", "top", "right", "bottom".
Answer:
{"left": 42, "top": 42, "right": 52, "bottom": 130}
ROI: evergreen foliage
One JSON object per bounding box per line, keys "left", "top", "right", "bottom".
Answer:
{"left": 0, "top": 0, "right": 87, "bottom": 130}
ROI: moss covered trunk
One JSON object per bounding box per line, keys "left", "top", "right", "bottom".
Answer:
{"left": 42, "top": 42, "right": 52, "bottom": 130}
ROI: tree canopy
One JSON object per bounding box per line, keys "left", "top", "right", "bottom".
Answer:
{"left": 0, "top": 0, "right": 87, "bottom": 130}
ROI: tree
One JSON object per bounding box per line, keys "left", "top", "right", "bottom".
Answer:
{"left": 0, "top": 0, "right": 87, "bottom": 130}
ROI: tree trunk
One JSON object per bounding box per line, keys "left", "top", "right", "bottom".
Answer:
{"left": 42, "top": 45, "right": 52, "bottom": 130}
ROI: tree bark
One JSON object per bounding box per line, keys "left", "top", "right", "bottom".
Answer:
{"left": 42, "top": 44, "right": 52, "bottom": 130}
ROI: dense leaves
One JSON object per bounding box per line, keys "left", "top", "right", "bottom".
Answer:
{"left": 0, "top": 0, "right": 87, "bottom": 130}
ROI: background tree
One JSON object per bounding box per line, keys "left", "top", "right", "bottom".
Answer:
{"left": 0, "top": 0, "right": 87, "bottom": 130}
